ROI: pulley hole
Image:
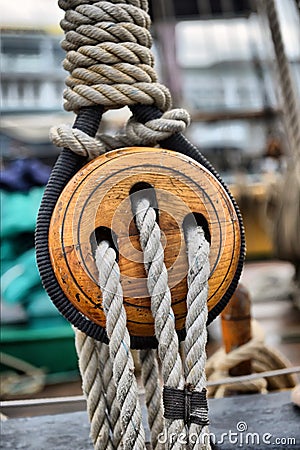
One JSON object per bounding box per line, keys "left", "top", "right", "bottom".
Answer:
{"left": 183, "top": 213, "right": 211, "bottom": 244}
{"left": 129, "top": 182, "right": 159, "bottom": 223}
{"left": 90, "top": 226, "right": 119, "bottom": 261}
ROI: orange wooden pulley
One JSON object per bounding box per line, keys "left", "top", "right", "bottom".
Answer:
{"left": 49, "top": 147, "right": 242, "bottom": 344}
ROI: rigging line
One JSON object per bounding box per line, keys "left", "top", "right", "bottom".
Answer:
{"left": 207, "top": 366, "right": 300, "bottom": 387}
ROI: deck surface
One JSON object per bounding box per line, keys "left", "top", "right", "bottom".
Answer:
{"left": 1, "top": 391, "right": 299, "bottom": 449}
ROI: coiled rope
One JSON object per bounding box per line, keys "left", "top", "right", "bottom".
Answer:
{"left": 52, "top": 0, "right": 183, "bottom": 153}
{"left": 206, "top": 321, "right": 297, "bottom": 398}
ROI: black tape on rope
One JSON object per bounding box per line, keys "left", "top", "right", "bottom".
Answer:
{"left": 35, "top": 104, "right": 246, "bottom": 349}
{"left": 163, "top": 386, "right": 209, "bottom": 427}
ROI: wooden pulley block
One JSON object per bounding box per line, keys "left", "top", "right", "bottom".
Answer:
{"left": 49, "top": 147, "right": 242, "bottom": 341}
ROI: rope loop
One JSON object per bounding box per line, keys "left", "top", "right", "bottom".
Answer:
{"left": 125, "top": 109, "right": 190, "bottom": 143}
{"left": 50, "top": 108, "right": 190, "bottom": 160}
{"left": 50, "top": 124, "right": 106, "bottom": 159}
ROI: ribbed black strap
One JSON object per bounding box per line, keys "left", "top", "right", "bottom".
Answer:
{"left": 163, "top": 386, "right": 209, "bottom": 426}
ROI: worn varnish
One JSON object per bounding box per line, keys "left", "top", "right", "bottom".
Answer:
{"left": 49, "top": 147, "right": 241, "bottom": 337}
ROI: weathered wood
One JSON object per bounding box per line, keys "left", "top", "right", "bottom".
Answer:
{"left": 2, "top": 391, "right": 299, "bottom": 449}
{"left": 221, "top": 283, "right": 252, "bottom": 377}
{"left": 49, "top": 147, "right": 241, "bottom": 337}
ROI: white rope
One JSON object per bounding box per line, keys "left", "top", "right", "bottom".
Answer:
{"left": 95, "top": 241, "right": 146, "bottom": 449}
{"left": 76, "top": 199, "right": 211, "bottom": 450}
{"left": 134, "top": 199, "right": 211, "bottom": 449}
{"left": 75, "top": 330, "right": 115, "bottom": 449}
{"left": 50, "top": 109, "right": 190, "bottom": 161}
{"left": 135, "top": 198, "right": 188, "bottom": 450}
{"left": 140, "top": 349, "right": 164, "bottom": 450}
{"left": 184, "top": 226, "right": 211, "bottom": 450}
{"left": 97, "top": 340, "right": 122, "bottom": 448}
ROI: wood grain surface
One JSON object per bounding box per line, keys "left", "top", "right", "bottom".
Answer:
{"left": 49, "top": 147, "right": 241, "bottom": 337}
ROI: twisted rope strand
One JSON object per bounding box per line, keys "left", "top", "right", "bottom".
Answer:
{"left": 75, "top": 330, "right": 115, "bottom": 450}
{"left": 140, "top": 349, "right": 164, "bottom": 450}
{"left": 135, "top": 198, "right": 188, "bottom": 450}
{"left": 97, "top": 340, "right": 122, "bottom": 448}
{"left": 257, "top": 0, "right": 300, "bottom": 261}
{"left": 184, "top": 226, "right": 211, "bottom": 450}
{"left": 50, "top": 109, "right": 190, "bottom": 160}
{"left": 263, "top": 0, "right": 300, "bottom": 155}
{"left": 61, "top": 23, "right": 152, "bottom": 52}
{"left": 95, "top": 241, "right": 146, "bottom": 450}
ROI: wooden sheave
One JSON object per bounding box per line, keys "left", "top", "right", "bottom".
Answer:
{"left": 49, "top": 147, "right": 241, "bottom": 338}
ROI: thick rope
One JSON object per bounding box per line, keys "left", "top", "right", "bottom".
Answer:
{"left": 206, "top": 320, "right": 297, "bottom": 398}
{"left": 140, "top": 350, "right": 164, "bottom": 450}
{"left": 97, "top": 340, "right": 122, "bottom": 448}
{"left": 184, "top": 226, "right": 211, "bottom": 450}
{"left": 58, "top": 0, "right": 171, "bottom": 113}
{"left": 135, "top": 199, "right": 211, "bottom": 449}
{"left": 95, "top": 241, "right": 146, "bottom": 449}
{"left": 50, "top": 109, "right": 190, "bottom": 160}
{"left": 75, "top": 330, "right": 115, "bottom": 449}
{"left": 75, "top": 199, "right": 211, "bottom": 449}
{"left": 135, "top": 198, "right": 188, "bottom": 450}
{"left": 257, "top": 0, "right": 300, "bottom": 261}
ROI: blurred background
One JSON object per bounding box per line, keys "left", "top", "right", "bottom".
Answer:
{"left": 1, "top": 0, "right": 299, "bottom": 409}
